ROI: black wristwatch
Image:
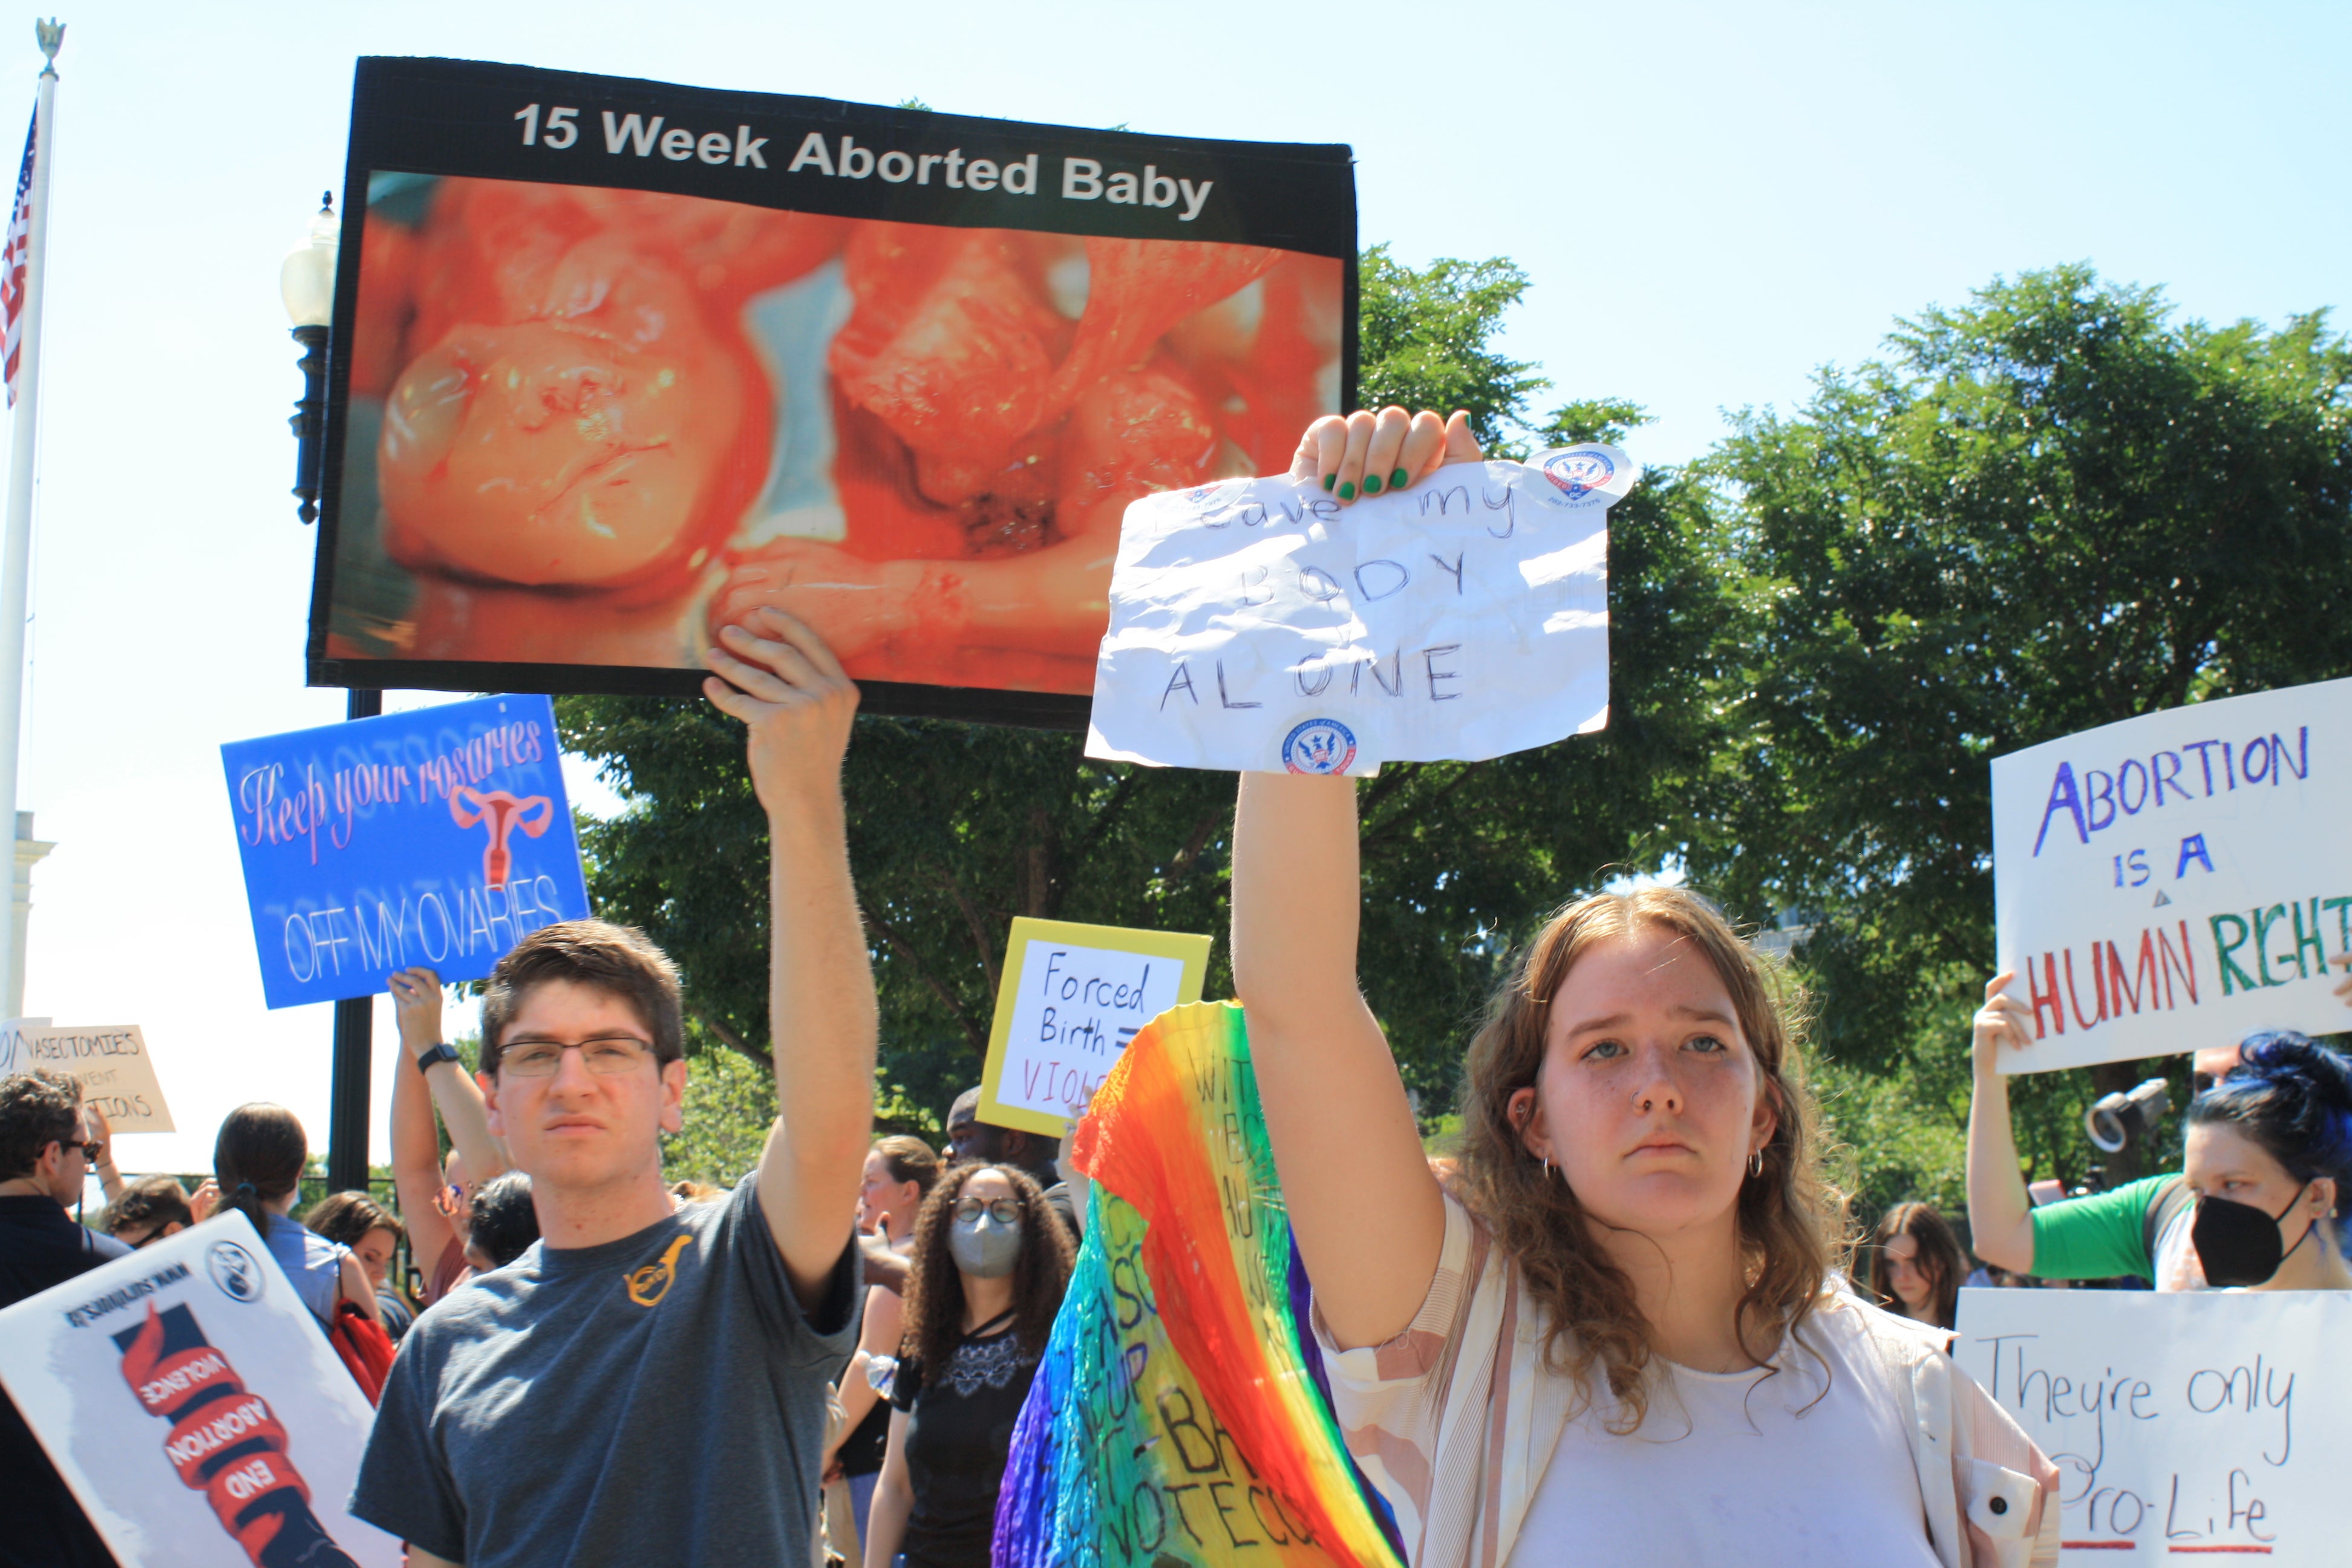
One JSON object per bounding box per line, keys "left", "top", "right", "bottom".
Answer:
{"left": 414, "top": 1042, "right": 463, "bottom": 1074}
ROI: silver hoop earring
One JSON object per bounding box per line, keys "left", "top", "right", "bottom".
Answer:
{"left": 1749, "top": 1148, "right": 1764, "bottom": 1178}
{"left": 1541, "top": 1154, "right": 1552, "bottom": 1180}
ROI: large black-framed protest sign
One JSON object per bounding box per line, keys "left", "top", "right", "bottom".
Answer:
{"left": 309, "top": 57, "right": 1357, "bottom": 729}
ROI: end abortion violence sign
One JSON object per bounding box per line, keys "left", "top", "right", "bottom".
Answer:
{"left": 1990, "top": 676, "right": 2352, "bottom": 1073}
{"left": 1956, "top": 1289, "right": 2342, "bottom": 1563}
{"left": 1086, "top": 448, "right": 1636, "bottom": 774}
{"left": 221, "top": 694, "right": 589, "bottom": 1008}
{"left": 0, "top": 1212, "right": 400, "bottom": 1566}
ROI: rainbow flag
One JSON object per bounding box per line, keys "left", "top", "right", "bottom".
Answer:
{"left": 994, "top": 1002, "right": 1403, "bottom": 1568}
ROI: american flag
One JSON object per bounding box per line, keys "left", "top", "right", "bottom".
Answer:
{"left": 1, "top": 110, "right": 33, "bottom": 408}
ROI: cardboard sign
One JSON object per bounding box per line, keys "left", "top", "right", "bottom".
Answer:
{"left": 1085, "top": 450, "right": 1634, "bottom": 775}
{"left": 220, "top": 694, "right": 590, "bottom": 1008}
{"left": 0, "top": 1019, "right": 173, "bottom": 1132}
{"left": 0, "top": 1212, "right": 401, "bottom": 1567}
{"left": 312, "top": 57, "right": 1355, "bottom": 728}
{"left": 1955, "top": 1287, "right": 2344, "bottom": 1563}
{"left": 977, "top": 917, "right": 1212, "bottom": 1135}
{"left": 1990, "top": 676, "right": 2352, "bottom": 1072}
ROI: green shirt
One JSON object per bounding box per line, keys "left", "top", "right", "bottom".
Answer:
{"left": 2028, "top": 1172, "right": 2184, "bottom": 1283}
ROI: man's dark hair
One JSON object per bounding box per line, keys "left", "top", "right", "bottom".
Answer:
{"left": 0, "top": 1070, "right": 81, "bottom": 1180}
{"left": 945, "top": 1086, "right": 1059, "bottom": 1178}
{"left": 480, "top": 920, "right": 684, "bottom": 1077}
{"left": 106, "top": 1175, "right": 193, "bottom": 1238}
{"left": 466, "top": 1171, "right": 540, "bottom": 1269}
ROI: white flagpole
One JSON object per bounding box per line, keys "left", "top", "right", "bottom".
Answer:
{"left": 0, "top": 22, "right": 61, "bottom": 1020}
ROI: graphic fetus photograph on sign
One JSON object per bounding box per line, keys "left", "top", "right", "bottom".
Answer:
{"left": 314, "top": 59, "right": 1354, "bottom": 723}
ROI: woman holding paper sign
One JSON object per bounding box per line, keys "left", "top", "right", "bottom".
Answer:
{"left": 1234, "top": 410, "right": 2060, "bottom": 1568}
{"left": 1968, "top": 968, "right": 2352, "bottom": 1293}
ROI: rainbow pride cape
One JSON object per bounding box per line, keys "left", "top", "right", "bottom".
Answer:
{"left": 994, "top": 1001, "right": 1403, "bottom": 1568}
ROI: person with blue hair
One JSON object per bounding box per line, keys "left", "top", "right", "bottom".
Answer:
{"left": 1968, "top": 967, "right": 2352, "bottom": 1291}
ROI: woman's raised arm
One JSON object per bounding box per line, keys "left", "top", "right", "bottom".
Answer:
{"left": 1232, "top": 405, "right": 1483, "bottom": 1348}
{"left": 1235, "top": 772, "right": 1442, "bottom": 1349}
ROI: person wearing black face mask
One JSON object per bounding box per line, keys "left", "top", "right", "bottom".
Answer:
{"left": 1968, "top": 971, "right": 2352, "bottom": 1293}
{"left": 862, "top": 1162, "right": 1074, "bottom": 1568}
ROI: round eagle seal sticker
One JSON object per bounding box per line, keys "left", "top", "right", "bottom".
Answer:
{"left": 1540, "top": 447, "right": 1617, "bottom": 503}
{"left": 1282, "top": 719, "right": 1357, "bottom": 775}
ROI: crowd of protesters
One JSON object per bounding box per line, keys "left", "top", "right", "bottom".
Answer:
{"left": 2, "top": 410, "right": 2350, "bottom": 1568}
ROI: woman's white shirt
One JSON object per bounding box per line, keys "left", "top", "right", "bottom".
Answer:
{"left": 1504, "top": 1315, "right": 1942, "bottom": 1568}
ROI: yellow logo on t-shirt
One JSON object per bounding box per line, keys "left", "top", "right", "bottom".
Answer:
{"left": 625, "top": 1235, "right": 693, "bottom": 1308}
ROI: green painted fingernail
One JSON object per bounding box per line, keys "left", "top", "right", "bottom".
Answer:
{"left": 1338, "top": 481, "right": 1356, "bottom": 500}
{"left": 1362, "top": 474, "right": 1382, "bottom": 494}
{"left": 1322, "top": 473, "right": 1336, "bottom": 491}
{"left": 1392, "top": 467, "right": 1410, "bottom": 488}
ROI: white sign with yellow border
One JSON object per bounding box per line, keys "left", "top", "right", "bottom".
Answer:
{"left": 977, "top": 917, "right": 1212, "bottom": 1137}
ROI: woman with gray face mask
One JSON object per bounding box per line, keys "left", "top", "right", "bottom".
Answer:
{"left": 862, "top": 1161, "right": 1074, "bottom": 1568}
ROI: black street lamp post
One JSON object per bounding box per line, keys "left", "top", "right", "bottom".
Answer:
{"left": 281, "top": 191, "right": 377, "bottom": 1194}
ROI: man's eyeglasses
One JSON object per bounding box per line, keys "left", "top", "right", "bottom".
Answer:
{"left": 499, "top": 1036, "right": 656, "bottom": 1076}
{"left": 73, "top": 1140, "right": 104, "bottom": 1163}
{"left": 953, "top": 1197, "right": 1021, "bottom": 1225}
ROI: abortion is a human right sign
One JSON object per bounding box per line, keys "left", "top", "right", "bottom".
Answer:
{"left": 1990, "top": 676, "right": 2352, "bottom": 1072}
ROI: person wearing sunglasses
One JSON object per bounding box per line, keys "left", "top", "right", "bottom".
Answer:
{"left": 1, "top": 1070, "right": 129, "bottom": 1567}
{"left": 862, "top": 1161, "right": 1075, "bottom": 1568}
{"left": 105, "top": 1174, "right": 195, "bottom": 1250}
{"left": 354, "top": 610, "right": 881, "bottom": 1568}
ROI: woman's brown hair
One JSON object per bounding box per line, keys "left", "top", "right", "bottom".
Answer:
{"left": 303, "top": 1189, "right": 400, "bottom": 1250}
{"left": 1867, "top": 1201, "right": 1965, "bottom": 1330}
{"left": 212, "top": 1103, "right": 309, "bottom": 1241}
{"left": 898, "top": 1162, "right": 1074, "bottom": 1378}
{"left": 1455, "top": 886, "right": 1843, "bottom": 1433}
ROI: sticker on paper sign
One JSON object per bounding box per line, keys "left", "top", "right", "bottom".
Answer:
{"left": 1085, "top": 448, "right": 1636, "bottom": 774}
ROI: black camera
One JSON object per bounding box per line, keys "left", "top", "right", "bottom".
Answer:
{"left": 2085, "top": 1077, "right": 2171, "bottom": 1154}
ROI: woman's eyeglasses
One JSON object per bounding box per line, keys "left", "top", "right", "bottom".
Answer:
{"left": 953, "top": 1198, "right": 1021, "bottom": 1225}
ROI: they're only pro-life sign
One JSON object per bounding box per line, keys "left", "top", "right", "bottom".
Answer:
{"left": 1085, "top": 449, "right": 1636, "bottom": 776}
{"left": 221, "top": 695, "right": 589, "bottom": 1008}
{"left": 1955, "top": 1288, "right": 2341, "bottom": 1563}
{"left": 978, "top": 918, "right": 1212, "bottom": 1137}
{"left": 0, "top": 1212, "right": 400, "bottom": 1567}
{"left": 1990, "top": 676, "right": 2352, "bottom": 1073}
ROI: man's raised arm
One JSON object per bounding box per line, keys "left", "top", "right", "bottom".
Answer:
{"left": 703, "top": 607, "right": 877, "bottom": 1304}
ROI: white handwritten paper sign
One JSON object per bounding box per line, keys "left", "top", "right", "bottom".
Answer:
{"left": 0, "top": 1019, "right": 174, "bottom": 1132}
{"left": 0, "top": 1212, "right": 401, "bottom": 1567}
{"left": 1955, "top": 1288, "right": 2344, "bottom": 1563}
{"left": 1085, "top": 448, "right": 1636, "bottom": 774}
{"left": 977, "top": 917, "right": 1212, "bottom": 1137}
{"left": 1990, "top": 676, "right": 2352, "bottom": 1073}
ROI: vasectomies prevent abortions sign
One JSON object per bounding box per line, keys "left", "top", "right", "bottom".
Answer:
{"left": 311, "top": 57, "right": 1356, "bottom": 728}
{"left": 1990, "top": 675, "right": 2352, "bottom": 1073}
{"left": 220, "top": 694, "right": 590, "bottom": 1008}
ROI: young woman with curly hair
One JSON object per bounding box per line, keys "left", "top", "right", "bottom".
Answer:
{"left": 861, "top": 1160, "right": 1073, "bottom": 1568}
{"left": 1231, "top": 407, "right": 2063, "bottom": 1568}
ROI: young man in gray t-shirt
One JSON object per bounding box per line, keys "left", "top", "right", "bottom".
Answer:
{"left": 353, "top": 611, "right": 878, "bottom": 1567}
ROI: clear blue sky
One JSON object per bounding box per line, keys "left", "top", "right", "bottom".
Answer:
{"left": 15, "top": 0, "right": 2345, "bottom": 1175}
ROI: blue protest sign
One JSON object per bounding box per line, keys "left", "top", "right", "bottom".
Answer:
{"left": 220, "top": 695, "right": 590, "bottom": 1008}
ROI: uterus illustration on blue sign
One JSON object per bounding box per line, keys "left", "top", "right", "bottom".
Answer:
{"left": 220, "top": 694, "right": 590, "bottom": 1008}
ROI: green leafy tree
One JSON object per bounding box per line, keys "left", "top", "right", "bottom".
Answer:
{"left": 1706, "top": 266, "right": 2352, "bottom": 1203}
